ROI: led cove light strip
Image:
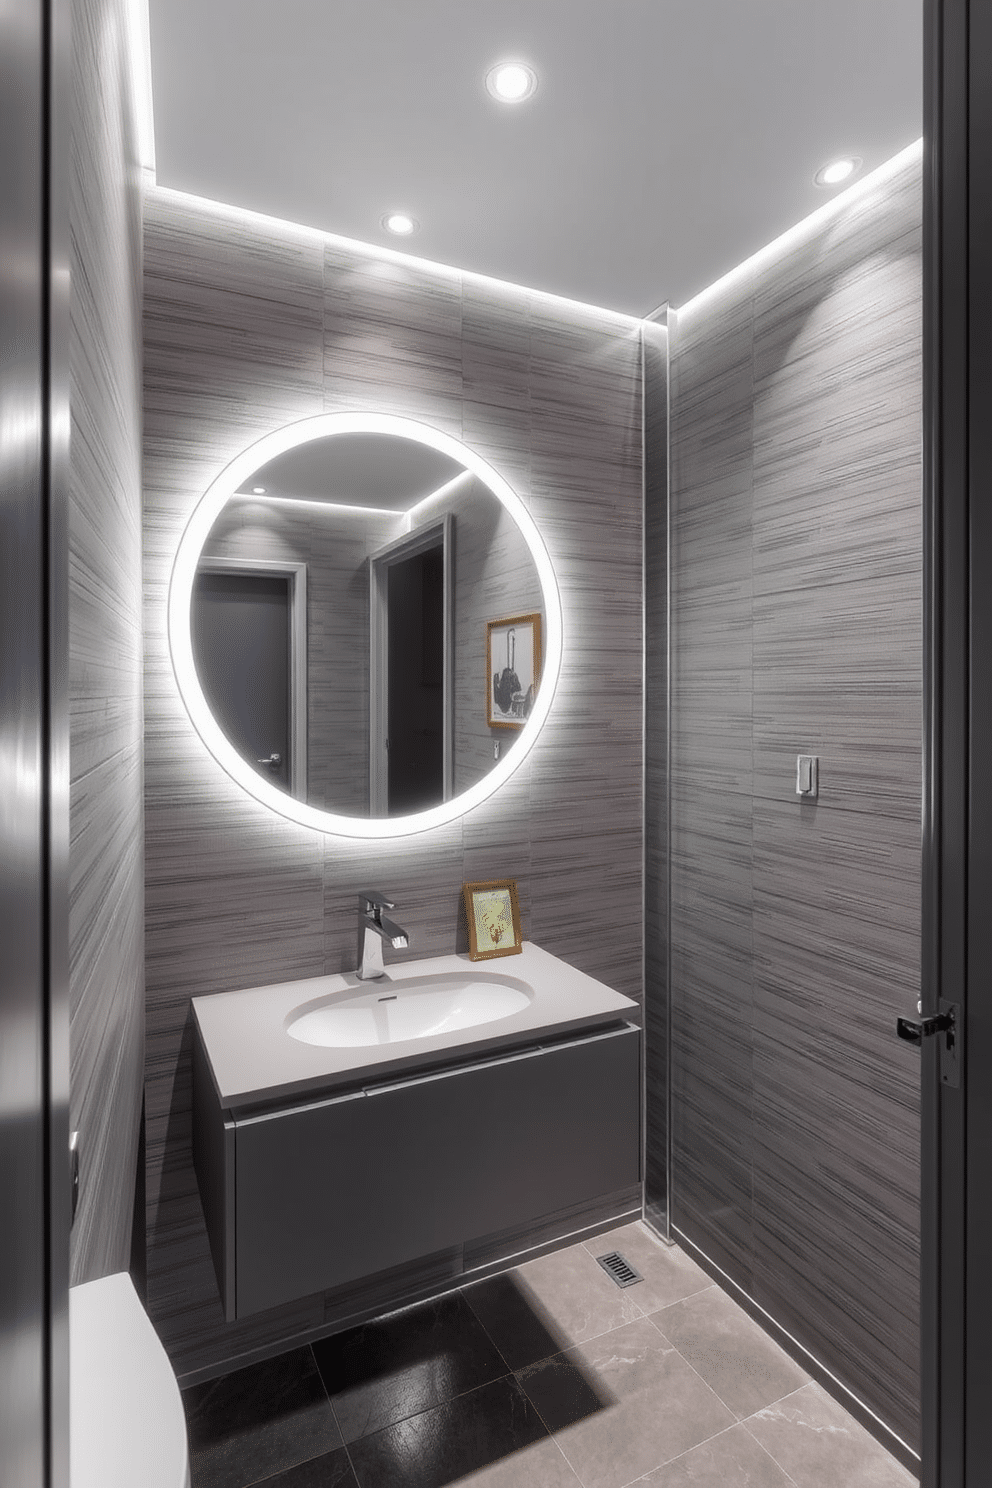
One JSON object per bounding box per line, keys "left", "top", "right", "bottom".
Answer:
{"left": 150, "top": 185, "right": 643, "bottom": 330}
{"left": 125, "top": 0, "right": 156, "bottom": 175}
{"left": 676, "top": 138, "right": 923, "bottom": 319}
{"left": 169, "top": 412, "right": 563, "bottom": 839}
{"left": 229, "top": 468, "right": 475, "bottom": 521}
{"left": 405, "top": 470, "right": 474, "bottom": 521}
{"left": 231, "top": 492, "right": 405, "bottom": 517}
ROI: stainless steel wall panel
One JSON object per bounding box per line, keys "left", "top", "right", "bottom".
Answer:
{"left": 68, "top": 0, "right": 147, "bottom": 1286}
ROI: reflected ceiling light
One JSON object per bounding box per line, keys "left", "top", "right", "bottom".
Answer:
{"left": 486, "top": 61, "right": 538, "bottom": 103}
{"left": 251, "top": 486, "right": 266, "bottom": 494}
{"left": 381, "top": 212, "right": 418, "bottom": 236}
{"left": 232, "top": 491, "right": 402, "bottom": 517}
{"left": 814, "top": 156, "right": 862, "bottom": 187}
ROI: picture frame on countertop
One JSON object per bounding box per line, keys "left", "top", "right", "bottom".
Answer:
{"left": 462, "top": 879, "right": 523, "bottom": 961}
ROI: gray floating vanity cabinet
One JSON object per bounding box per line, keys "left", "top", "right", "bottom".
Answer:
{"left": 192, "top": 1017, "right": 641, "bottom": 1322}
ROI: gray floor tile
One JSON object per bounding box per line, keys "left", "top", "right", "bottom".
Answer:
{"left": 519, "top": 1317, "right": 736, "bottom": 1488}
{"left": 743, "top": 1382, "right": 918, "bottom": 1487}
{"left": 635, "top": 1423, "right": 798, "bottom": 1486}
{"left": 582, "top": 1222, "right": 715, "bottom": 1314}
{"left": 453, "top": 1435, "right": 584, "bottom": 1486}
{"left": 515, "top": 1239, "right": 644, "bottom": 1347}
{"left": 650, "top": 1287, "right": 810, "bottom": 1419}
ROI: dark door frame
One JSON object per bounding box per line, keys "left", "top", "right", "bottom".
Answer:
{"left": 923, "top": 0, "right": 992, "bottom": 1482}
{"left": 194, "top": 558, "right": 309, "bottom": 799}
{"left": 369, "top": 515, "right": 453, "bottom": 816}
{"left": 0, "top": 0, "right": 70, "bottom": 1485}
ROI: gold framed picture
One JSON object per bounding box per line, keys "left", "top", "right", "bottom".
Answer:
{"left": 487, "top": 612, "right": 542, "bottom": 730}
{"left": 462, "top": 879, "right": 523, "bottom": 961}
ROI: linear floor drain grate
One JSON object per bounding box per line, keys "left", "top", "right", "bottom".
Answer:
{"left": 595, "top": 1250, "right": 643, "bottom": 1288}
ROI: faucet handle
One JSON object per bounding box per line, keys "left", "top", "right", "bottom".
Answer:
{"left": 358, "top": 889, "right": 395, "bottom": 913}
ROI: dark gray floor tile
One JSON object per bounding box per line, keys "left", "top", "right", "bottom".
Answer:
{"left": 463, "top": 1272, "right": 568, "bottom": 1370}
{"left": 513, "top": 1351, "right": 609, "bottom": 1434}
{"left": 184, "top": 1346, "right": 341, "bottom": 1488}
{"left": 312, "top": 1293, "right": 509, "bottom": 1445}
{"left": 346, "top": 1375, "right": 549, "bottom": 1488}
{"left": 254, "top": 1445, "right": 359, "bottom": 1486}
{"left": 434, "top": 1437, "right": 583, "bottom": 1486}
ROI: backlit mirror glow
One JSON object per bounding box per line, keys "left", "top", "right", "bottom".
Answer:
{"left": 168, "top": 413, "right": 563, "bottom": 839}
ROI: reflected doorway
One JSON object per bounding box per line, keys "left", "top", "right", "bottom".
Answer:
{"left": 191, "top": 559, "right": 308, "bottom": 798}
{"left": 370, "top": 517, "right": 453, "bottom": 815}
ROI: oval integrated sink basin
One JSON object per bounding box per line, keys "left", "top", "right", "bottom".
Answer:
{"left": 285, "top": 973, "right": 533, "bottom": 1049}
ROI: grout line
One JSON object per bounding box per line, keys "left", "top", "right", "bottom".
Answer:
{"left": 670, "top": 1225, "right": 920, "bottom": 1465}
{"left": 458, "top": 1284, "right": 529, "bottom": 1380}
{"left": 737, "top": 1385, "right": 919, "bottom": 1485}
{"left": 615, "top": 1423, "right": 804, "bottom": 1488}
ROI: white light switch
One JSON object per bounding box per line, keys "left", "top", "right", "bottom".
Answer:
{"left": 796, "top": 754, "right": 818, "bottom": 797}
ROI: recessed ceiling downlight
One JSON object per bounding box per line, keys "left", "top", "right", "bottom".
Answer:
{"left": 486, "top": 61, "right": 538, "bottom": 103}
{"left": 814, "top": 157, "right": 862, "bottom": 187}
{"left": 381, "top": 212, "right": 418, "bottom": 236}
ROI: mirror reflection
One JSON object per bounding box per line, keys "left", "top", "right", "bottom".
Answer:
{"left": 190, "top": 432, "right": 545, "bottom": 818}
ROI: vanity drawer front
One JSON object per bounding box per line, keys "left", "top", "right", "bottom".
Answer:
{"left": 233, "top": 1023, "right": 640, "bottom": 1318}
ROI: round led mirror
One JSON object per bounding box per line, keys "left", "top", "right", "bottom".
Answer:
{"left": 168, "top": 412, "right": 563, "bottom": 838}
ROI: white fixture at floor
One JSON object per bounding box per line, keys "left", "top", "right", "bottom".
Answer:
{"left": 70, "top": 1272, "right": 189, "bottom": 1488}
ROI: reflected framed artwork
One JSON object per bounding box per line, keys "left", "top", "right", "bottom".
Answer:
{"left": 463, "top": 879, "right": 523, "bottom": 960}
{"left": 487, "top": 612, "right": 541, "bottom": 729}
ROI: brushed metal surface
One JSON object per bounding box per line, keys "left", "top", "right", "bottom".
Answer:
{"left": 0, "top": 1, "right": 71, "bottom": 1482}
{"left": 68, "top": 0, "right": 146, "bottom": 1288}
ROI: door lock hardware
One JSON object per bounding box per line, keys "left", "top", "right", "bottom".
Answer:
{"left": 70, "top": 1130, "right": 80, "bottom": 1226}
{"left": 896, "top": 999, "right": 960, "bottom": 1087}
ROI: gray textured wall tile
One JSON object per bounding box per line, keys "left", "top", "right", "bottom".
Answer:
{"left": 665, "top": 151, "right": 922, "bottom": 1452}
{"left": 143, "top": 191, "right": 643, "bottom": 1376}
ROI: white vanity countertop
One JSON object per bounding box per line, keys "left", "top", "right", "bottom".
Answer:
{"left": 192, "top": 941, "right": 639, "bottom": 1111}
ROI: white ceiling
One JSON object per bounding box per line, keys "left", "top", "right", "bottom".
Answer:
{"left": 236, "top": 435, "right": 466, "bottom": 508}
{"left": 147, "top": 0, "right": 922, "bottom": 316}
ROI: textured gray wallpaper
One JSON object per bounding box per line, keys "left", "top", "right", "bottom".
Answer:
{"left": 68, "top": 0, "right": 145, "bottom": 1286}
{"left": 142, "top": 190, "right": 643, "bottom": 1379}
{"left": 667, "top": 151, "right": 923, "bottom": 1452}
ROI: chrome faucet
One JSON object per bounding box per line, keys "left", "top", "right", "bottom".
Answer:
{"left": 357, "top": 891, "right": 410, "bottom": 980}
